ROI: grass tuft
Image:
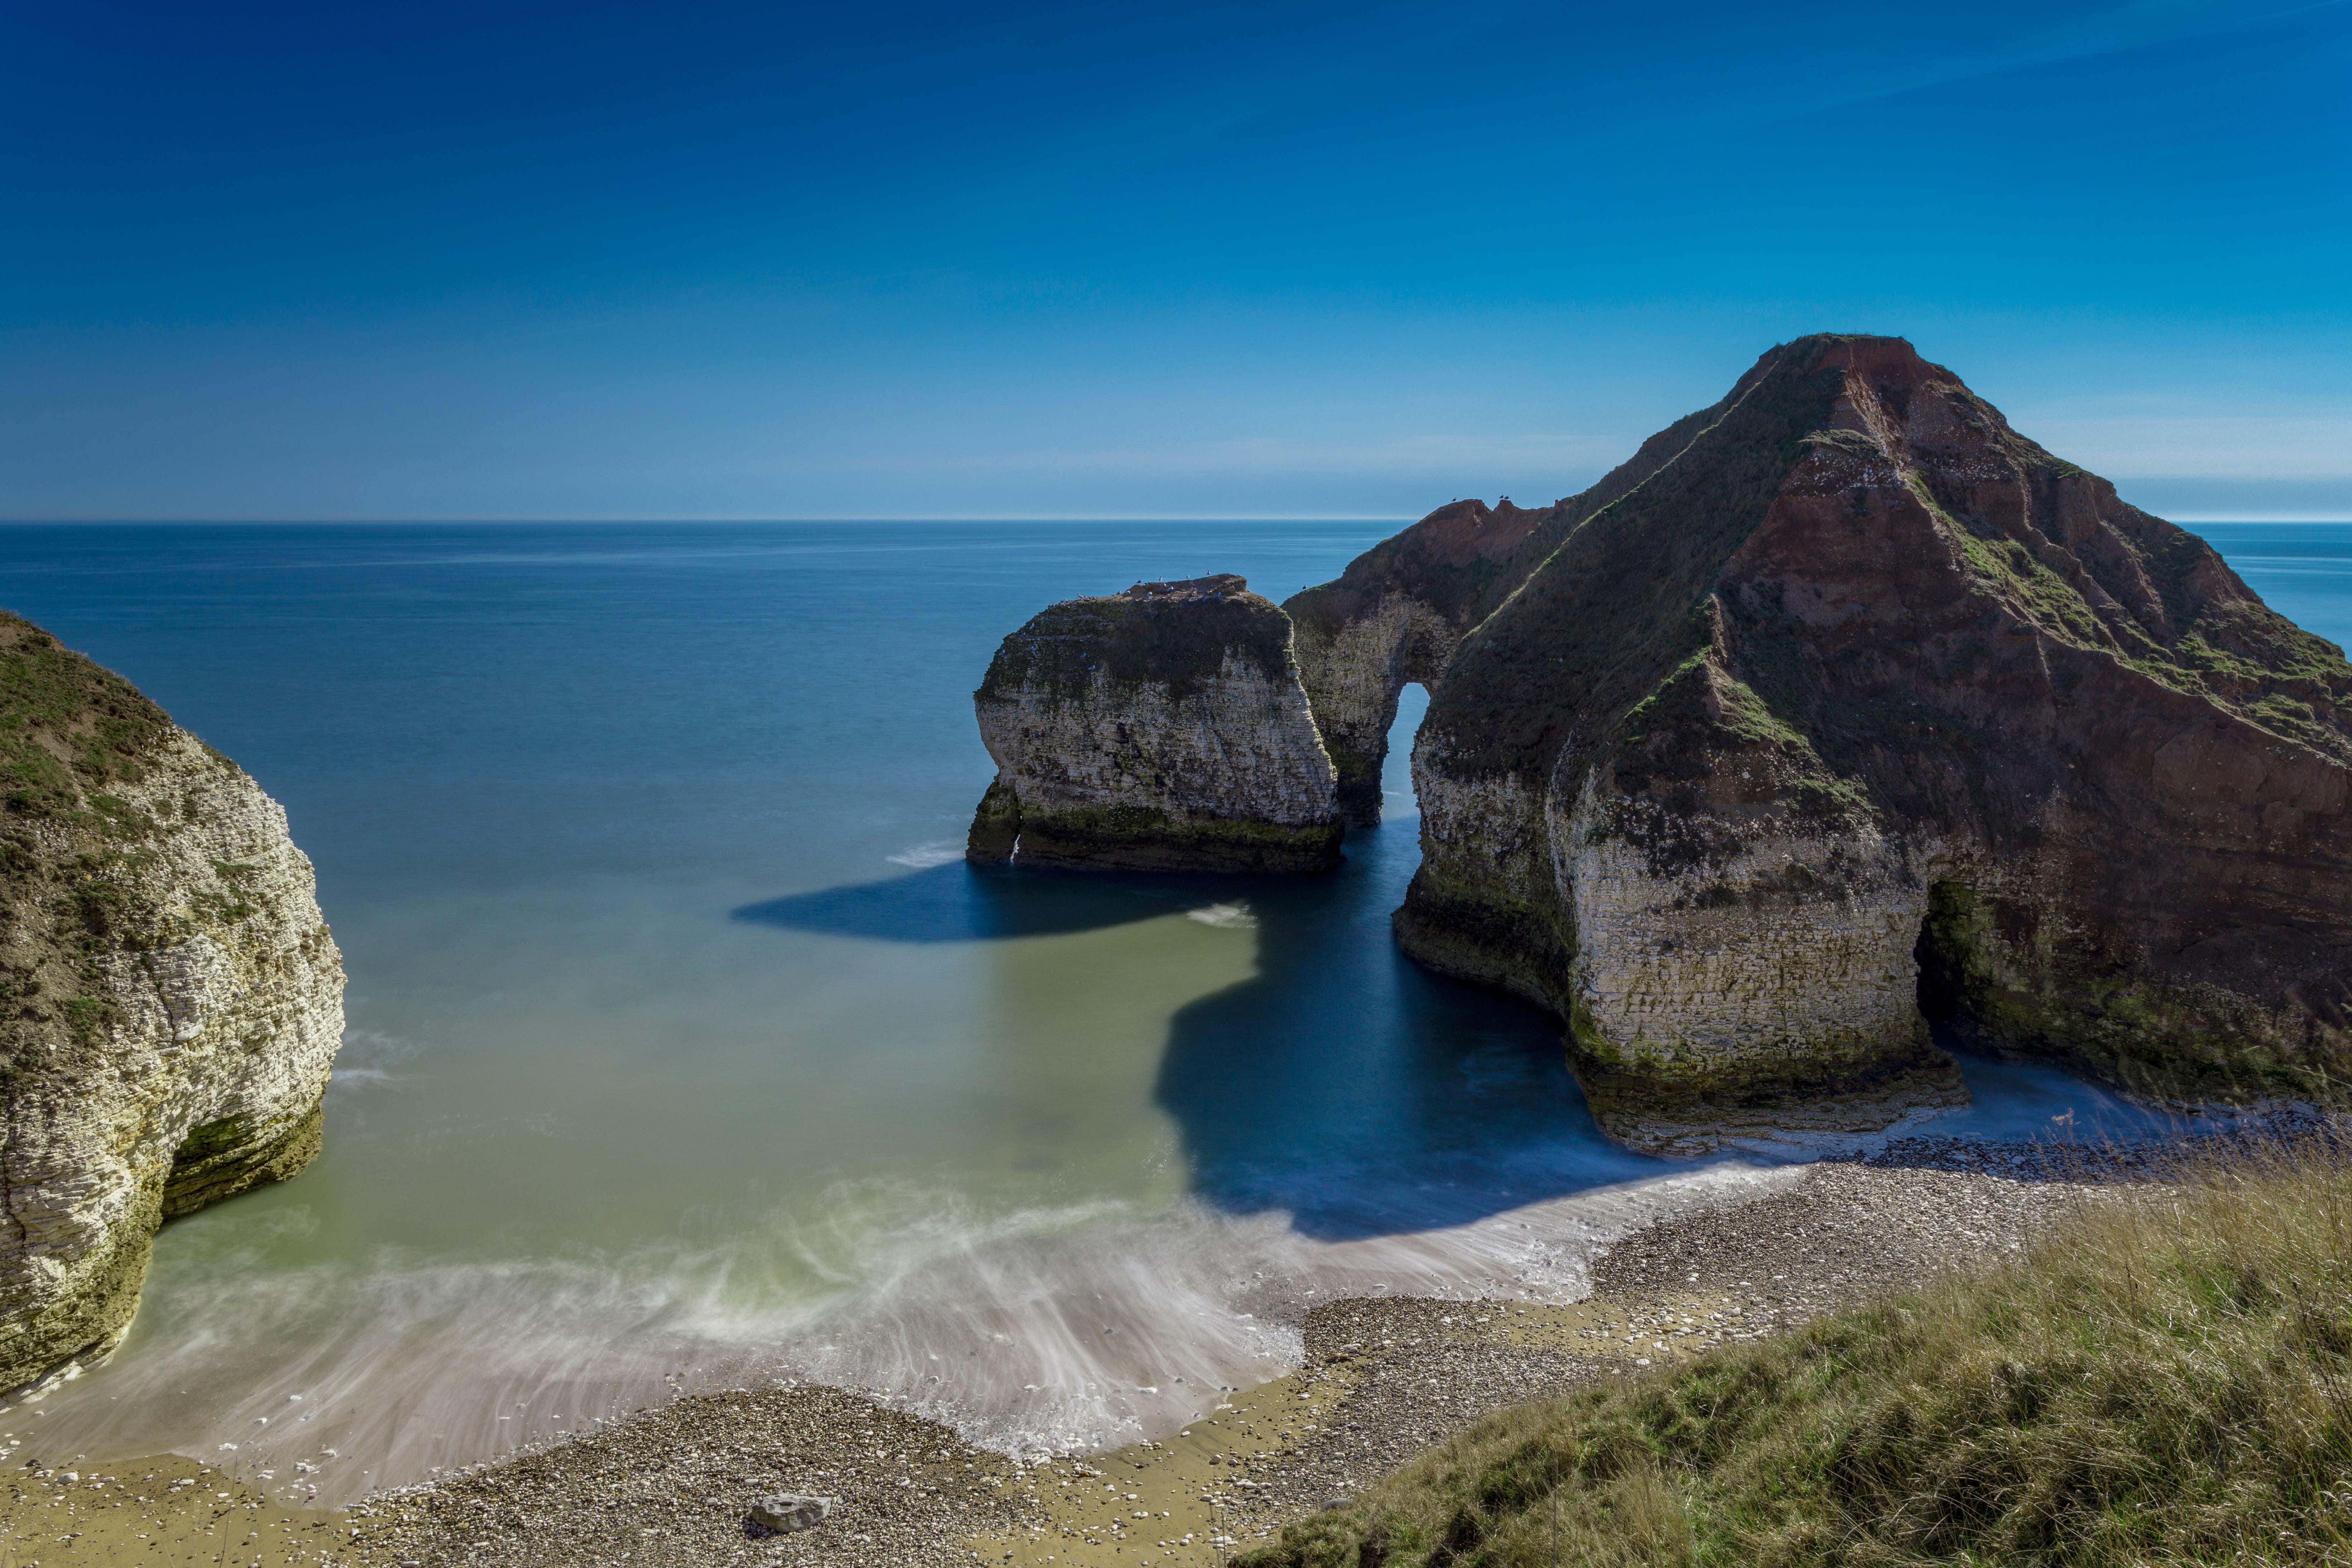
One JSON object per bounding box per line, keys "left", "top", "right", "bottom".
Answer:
{"left": 1237, "top": 1136, "right": 2352, "bottom": 1567}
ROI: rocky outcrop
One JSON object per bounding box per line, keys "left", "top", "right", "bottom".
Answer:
{"left": 968, "top": 576, "right": 1342, "bottom": 872}
{"left": 1391, "top": 335, "right": 2352, "bottom": 1150}
{"left": 1283, "top": 392, "right": 1758, "bottom": 826}
{"left": 0, "top": 612, "right": 344, "bottom": 1394}
{"left": 1280, "top": 500, "right": 1551, "bottom": 827}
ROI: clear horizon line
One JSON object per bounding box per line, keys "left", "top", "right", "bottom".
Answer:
{"left": 0, "top": 514, "right": 1429, "bottom": 526}
{"left": 5, "top": 512, "right": 2352, "bottom": 527}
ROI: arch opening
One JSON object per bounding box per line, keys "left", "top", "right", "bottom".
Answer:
{"left": 1372, "top": 681, "right": 1431, "bottom": 829}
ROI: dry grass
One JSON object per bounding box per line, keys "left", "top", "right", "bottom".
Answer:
{"left": 1237, "top": 1136, "right": 2352, "bottom": 1567}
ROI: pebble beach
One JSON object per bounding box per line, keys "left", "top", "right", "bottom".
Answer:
{"left": 0, "top": 1129, "right": 2199, "bottom": 1568}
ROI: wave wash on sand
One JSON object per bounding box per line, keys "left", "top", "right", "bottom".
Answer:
{"left": 16, "top": 1159, "right": 1790, "bottom": 1504}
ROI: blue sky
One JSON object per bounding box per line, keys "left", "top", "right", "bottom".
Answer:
{"left": 4, "top": 0, "right": 2346, "bottom": 520}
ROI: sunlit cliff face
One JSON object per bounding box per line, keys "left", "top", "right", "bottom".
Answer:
{"left": 0, "top": 613, "right": 344, "bottom": 1396}
{"left": 1282, "top": 336, "right": 2352, "bottom": 1151}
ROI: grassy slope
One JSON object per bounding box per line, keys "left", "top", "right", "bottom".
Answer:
{"left": 0, "top": 610, "right": 183, "bottom": 1052}
{"left": 978, "top": 588, "right": 1299, "bottom": 704}
{"left": 0, "top": 609, "right": 173, "bottom": 818}
{"left": 1282, "top": 348, "right": 1762, "bottom": 648}
{"left": 1420, "top": 354, "right": 1841, "bottom": 784}
{"left": 1237, "top": 1142, "right": 2352, "bottom": 1568}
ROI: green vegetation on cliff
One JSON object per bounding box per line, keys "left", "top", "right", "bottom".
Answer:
{"left": 977, "top": 579, "right": 1298, "bottom": 704}
{"left": 1237, "top": 1141, "right": 2352, "bottom": 1568}
{"left": 1898, "top": 458, "right": 2352, "bottom": 763}
{"left": 1012, "top": 799, "right": 1343, "bottom": 874}
{"left": 0, "top": 611, "right": 173, "bottom": 820}
{"left": 1425, "top": 347, "right": 1845, "bottom": 782}
{"left": 0, "top": 613, "right": 182, "bottom": 1057}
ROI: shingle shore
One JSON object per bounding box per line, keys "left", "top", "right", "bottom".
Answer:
{"left": 342, "top": 1131, "right": 2187, "bottom": 1567}
{"left": 11, "top": 1130, "right": 2257, "bottom": 1566}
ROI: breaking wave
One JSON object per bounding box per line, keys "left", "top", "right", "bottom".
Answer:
{"left": 887, "top": 841, "right": 968, "bottom": 869}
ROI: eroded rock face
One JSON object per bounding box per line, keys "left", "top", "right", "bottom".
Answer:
{"left": 0, "top": 612, "right": 344, "bottom": 1394}
{"left": 1393, "top": 335, "right": 2352, "bottom": 1150}
{"left": 1283, "top": 390, "right": 1754, "bottom": 826}
{"left": 968, "top": 576, "right": 1342, "bottom": 872}
{"left": 1281, "top": 500, "right": 1550, "bottom": 826}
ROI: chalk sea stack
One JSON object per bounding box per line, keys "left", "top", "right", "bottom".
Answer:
{"left": 1364, "top": 334, "right": 2352, "bottom": 1150}
{"left": 967, "top": 575, "right": 1342, "bottom": 872}
{"left": 971, "top": 336, "right": 2352, "bottom": 1151}
{"left": 0, "top": 612, "right": 343, "bottom": 1394}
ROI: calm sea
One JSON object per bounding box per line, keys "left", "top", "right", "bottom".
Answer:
{"left": 0, "top": 520, "right": 2338, "bottom": 1498}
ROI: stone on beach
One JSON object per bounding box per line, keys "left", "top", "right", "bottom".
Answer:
{"left": 747, "top": 1492, "right": 834, "bottom": 1533}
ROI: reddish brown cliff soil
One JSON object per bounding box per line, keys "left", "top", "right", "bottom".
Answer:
{"left": 1284, "top": 390, "right": 1748, "bottom": 824}
{"left": 1368, "top": 335, "right": 2352, "bottom": 1145}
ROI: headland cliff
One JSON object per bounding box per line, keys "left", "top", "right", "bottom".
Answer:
{"left": 978, "top": 335, "right": 2352, "bottom": 1153}
{"left": 0, "top": 612, "right": 343, "bottom": 1394}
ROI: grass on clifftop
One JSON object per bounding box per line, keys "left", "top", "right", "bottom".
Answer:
{"left": 0, "top": 609, "right": 172, "bottom": 818}
{"left": 1237, "top": 1138, "right": 2352, "bottom": 1567}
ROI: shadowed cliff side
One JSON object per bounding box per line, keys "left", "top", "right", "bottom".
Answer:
{"left": 1398, "top": 334, "right": 2352, "bottom": 1150}
{"left": 967, "top": 575, "right": 1343, "bottom": 873}
{"left": 0, "top": 612, "right": 344, "bottom": 1396}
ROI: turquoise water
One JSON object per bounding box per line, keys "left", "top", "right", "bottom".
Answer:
{"left": 0, "top": 520, "right": 2336, "bottom": 1498}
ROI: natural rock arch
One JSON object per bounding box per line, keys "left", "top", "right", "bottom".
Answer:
{"left": 972, "top": 335, "right": 2352, "bottom": 1153}
{"left": 1282, "top": 376, "right": 1770, "bottom": 827}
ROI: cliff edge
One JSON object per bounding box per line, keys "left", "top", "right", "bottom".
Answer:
{"left": 0, "top": 612, "right": 344, "bottom": 1394}
{"left": 968, "top": 575, "right": 1342, "bottom": 873}
{"left": 1399, "top": 335, "right": 2352, "bottom": 1150}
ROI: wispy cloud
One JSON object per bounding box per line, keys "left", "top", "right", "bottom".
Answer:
{"left": 1726, "top": 0, "right": 2350, "bottom": 135}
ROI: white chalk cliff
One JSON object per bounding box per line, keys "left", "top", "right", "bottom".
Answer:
{"left": 968, "top": 576, "right": 1342, "bottom": 873}
{"left": 0, "top": 612, "right": 343, "bottom": 1395}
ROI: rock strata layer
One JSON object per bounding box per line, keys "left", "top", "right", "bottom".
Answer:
{"left": 0, "top": 612, "right": 343, "bottom": 1394}
{"left": 1373, "top": 335, "right": 2352, "bottom": 1149}
{"left": 967, "top": 575, "right": 1342, "bottom": 872}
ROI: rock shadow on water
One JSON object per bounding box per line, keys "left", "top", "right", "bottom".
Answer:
{"left": 730, "top": 842, "right": 1681, "bottom": 1245}
{"left": 730, "top": 859, "right": 1269, "bottom": 944}
{"left": 1147, "top": 850, "right": 1676, "bottom": 1242}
